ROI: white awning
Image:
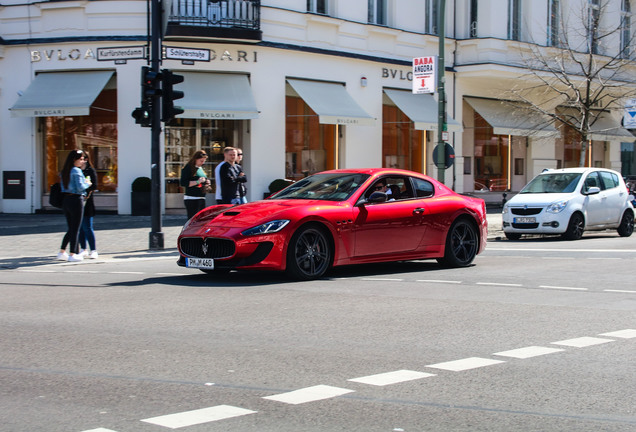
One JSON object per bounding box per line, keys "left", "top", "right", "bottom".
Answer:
{"left": 10, "top": 71, "right": 114, "bottom": 117}
{"left": 383, "top": 89, "right": 462, "bottom": 132}
{"left": 465, "top": 97, "right": 558, "bottom": 138}
{"left": 287, "top": 79, "right": 375, "bottom": 126}
{"left": 179, "top": 72, "right": 259, "bottom": 119}
{"left": 560, "top": 108, "right": 634, "bottom": 141}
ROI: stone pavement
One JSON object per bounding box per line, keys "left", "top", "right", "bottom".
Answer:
{"left": 0, "top": 210, "right": 503, "bottom": 263}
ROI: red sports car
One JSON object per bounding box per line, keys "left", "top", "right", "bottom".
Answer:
{"left": 177, "top": 168, "right": 488, "bottom": 280}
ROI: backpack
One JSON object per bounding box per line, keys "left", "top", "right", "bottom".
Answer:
{"left": 49, "top": 183, "right": 63, "bottom": 208}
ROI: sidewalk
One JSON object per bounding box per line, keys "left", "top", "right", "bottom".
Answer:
{"left": 0, "top": 210, "right": 504, "bottom": 262}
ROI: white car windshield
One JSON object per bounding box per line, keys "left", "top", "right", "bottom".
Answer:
{"left": 520, "top": 173, "right": 582, "bottom": 194}
{"left": 271, "top": 173, "right": 370, "bottom": 201}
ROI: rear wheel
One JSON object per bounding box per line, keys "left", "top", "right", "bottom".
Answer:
{"left": 437, "top": 218, "right": 479, "bottom": 267}
{"left": 617, "top": 210, "right": 634, "bottom": 237}
{"left": 286, "top": 225, "right": 332, "bottom": 280}
{"left": 562, "top": 213, "right": 584, "bottom": 240}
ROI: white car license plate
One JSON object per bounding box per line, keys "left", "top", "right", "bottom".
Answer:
{"left": 186, "top": 258, "right": 215, "bottom": 269}
{"left": 514, "top": 217, "right": 536, "bottom": 223}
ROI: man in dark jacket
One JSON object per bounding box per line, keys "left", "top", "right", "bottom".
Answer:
{"left": 219, "top": 147, "right": 247, "bottom": 204}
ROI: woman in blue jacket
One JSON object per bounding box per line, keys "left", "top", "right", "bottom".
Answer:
{"left": 57, "top": 150, "right": 91, "bottom": 262}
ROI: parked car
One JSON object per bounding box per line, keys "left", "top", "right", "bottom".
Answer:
{"left": 502, "top": 167, "right": 634, "bottom": 240}
{"left": 177, "top": 168, "right": 488, "bottom": 280}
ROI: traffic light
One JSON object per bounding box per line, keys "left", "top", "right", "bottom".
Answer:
{"left": 131, "top": 66, "right": 160, "bottom": 128}
{"left": 131, "top": 105, "right": 152, "bottom": 127}
{"left": 161, "top": 69, "right": 184, "bottom": 125}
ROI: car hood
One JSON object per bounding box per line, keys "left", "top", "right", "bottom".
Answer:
{"left": 187, "top": 199, "right": 341, "bottom": 229}
{"left": 507, "top": 192, "right": 574, "bottom": 207}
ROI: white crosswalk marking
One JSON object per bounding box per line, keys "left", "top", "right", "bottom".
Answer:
{"left": 263, "top": 385, "right": 354, "bottom": 405}
{"left": 426, "top": 357, "right": 505, "bottom": 371}
{"left": 551, "top": 337, "right": 614, "bottom": 348}
{"left": 141, "top": 405, "right": 256, "bottom": 428}
{"left": 80, "top": 429, "right": 119, "bottom": 432}
{"left": 599, "top": 329, "right": 636, "bottom": 339}
{"left": 493, "top": 346, "right": 564, "bottom": 359}
{"left": 348, "top": 370, "right": 436, "bottom": 386}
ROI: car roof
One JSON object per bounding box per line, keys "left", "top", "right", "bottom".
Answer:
{"left": 539, "top": 167, "right": 619, "bottom": 175}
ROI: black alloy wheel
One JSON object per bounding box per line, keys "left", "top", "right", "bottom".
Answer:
{"left": 437, "top": 218, "right": 479, "bottom": 267}
{"left": 562, "top": 213, "right": 584, "bottom": 240}
{"left": 286, "top": 225, "right": 332, "bottom": 280}
{"left": 617, "top": 210, "right": 635, "bottom": 237}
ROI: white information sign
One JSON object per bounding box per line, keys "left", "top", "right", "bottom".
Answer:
{"left": 97, "top": 46, "right": 146, "bottom": 61}
{"left": 164, "top": 46, "right": 210, "bottom": 62}
{"left": 624, "top": 98, "right": 636, "bottom": 129}
{"left": 412, "top": 56, "right": 437, "bottom": 94}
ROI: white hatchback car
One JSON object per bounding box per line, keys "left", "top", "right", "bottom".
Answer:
{"left": 502, "top": 168, "right": 634, "bottom": 240}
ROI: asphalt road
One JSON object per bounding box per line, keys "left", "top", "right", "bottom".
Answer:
{"left": 1, "top": 231, "right": 635, "bottom": 431}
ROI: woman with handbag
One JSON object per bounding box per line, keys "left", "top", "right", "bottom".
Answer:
{"left": 78, "top": 152, "right": 99, "bottom": 259}
{"left": 180, "top": 150, "right": 211, "bottom": 219}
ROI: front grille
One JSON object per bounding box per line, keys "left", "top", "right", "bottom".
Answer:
{"left": 510, "top": 207, "right": 542, "bottom": 216}
{"left": 180, "top": 237, "right": 236, "bottom": 259}
{"left": 512, "top": 223, "right": 539, "bottom": 229}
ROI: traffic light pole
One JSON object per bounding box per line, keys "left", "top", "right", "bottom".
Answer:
{"left": 149, "top": 0, "right": 163, "bottom": 249}
{"left": 437, "top": 0, "right": 446, "bottom": 184}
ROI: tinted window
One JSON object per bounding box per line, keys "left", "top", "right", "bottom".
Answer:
{"left": 599, "top": 171, "right": 619, "bottom": 189}
{"left": 583, "top": 172, "right": 601, "bottom": 193}
{"left": 521, "top": 173, "right": 581, "bottom": 193}
{"left": 412, "top": 178, "right": 434, "bottom": 198}
{"left": 365, "top": 176, "right": 412, "bottom": 200}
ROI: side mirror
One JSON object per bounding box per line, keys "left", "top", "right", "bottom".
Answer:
{"left": 586, "top": 186, "right": 601, "bottom": 195}
{"left": 365, "top": 191, "right": 388, "bottom": 204}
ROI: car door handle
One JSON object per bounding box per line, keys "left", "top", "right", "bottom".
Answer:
{"left": 413, "top": 207, "right": 425, "bottom": 215}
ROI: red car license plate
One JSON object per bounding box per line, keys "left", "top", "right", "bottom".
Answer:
{"left": 186, "top": 258, "right": 214, "bottom": 269}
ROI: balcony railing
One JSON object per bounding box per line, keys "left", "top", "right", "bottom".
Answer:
{"left": 168, "top": 0, "right": 260, "bottom": 38}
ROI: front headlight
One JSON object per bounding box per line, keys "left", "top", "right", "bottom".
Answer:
{"left": 502, "top": 205, "right": 509, "bottom": 214}
{"left": 242, "top": 220, "right": 290, "bottom": 236}
{"left": 546, "top": 200, "right": 568, "bottom": 213}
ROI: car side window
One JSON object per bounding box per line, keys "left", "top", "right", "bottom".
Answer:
{"left": 412, "top": 177, "right": 434, "bottom": 198}
{"left": 599, "top": 171, "right": 618, "bottom": 190}
{"left": 583, "top": 172, "right": 601, "bottom": 193}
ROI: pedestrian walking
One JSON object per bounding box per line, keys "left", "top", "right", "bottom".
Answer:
{"left": 236, "top": 148, "right": 248, "bottom": 204}
{"left": 57, "top": 149, "right": 91, "bottom": 262}
{"left": 218, "top": 147, "right": 247, "bottom": 205}
{"left": 78, "top": 152, "right": 99, "bottom": 259}
{"left": 180, "top": 150, "right": 211, "bottom": 219}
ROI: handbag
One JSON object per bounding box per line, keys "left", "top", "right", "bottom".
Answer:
{"left": 49, "top": 183, "right": 63, "bottom": 208}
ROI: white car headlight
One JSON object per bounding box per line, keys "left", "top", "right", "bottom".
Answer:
{"left": 502, "top": 205, "right": 509, "bottom": 214}
{"left": 546, "top": 200, "right": 568, "bottom": 213}
{"left": 242, "top": 220, "right": 290, "bottom": 236}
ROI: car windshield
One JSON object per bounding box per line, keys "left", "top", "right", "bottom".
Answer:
{"left": 271, "top": 173, "right": 370, "bottom": 201}
{"left": 520, "top": 173, "right": 582, "bottom": 194}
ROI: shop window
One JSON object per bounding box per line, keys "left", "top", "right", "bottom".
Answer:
{"left": 382, "top": 104, "right": 424, "bottom": 173}
{"left": 44, "top": 89, "right": 118, "bottom": 193}
{"left": 285, "top": 96, "right": 335, "bottom": 179}
{"left": 164, "top": 119, "right": 237, "bottom": 195}
{"left": 473, "top": 112, "right": 509, "bottom": 191}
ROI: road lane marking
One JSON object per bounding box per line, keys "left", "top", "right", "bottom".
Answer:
{"left": 493, "top": 346, "right": 564, "bottom": 359}
{"left": 551, "top": 337, "right": 614, "bottom": 348}
{"left": 263, "top": 385, "right": 354, "bottom": 405}
{"left": 416, "top": 279, "right": 462, "bottom": 284}
{"left": 487, "top": 247, "right": 636, "bottom": 252}
{"left": 348, "top": 370, "right": 435, "bottom": 386}
{"left": 109, "top": 271, "right": 145, "bottom": 275}
{"left": 141, "top": 405, "right": 256, "bottom": 428}
{"left": 476, "top": 282, "right": 523, "bottom": 287}
{"left": 361, "top": 278, "right": 404, "bottom": 282}
{"left": 539, "top": 285, "right": 588, "bottom": 291}
{"left": 426, "top": 357, "right": 505, "bottom": 372}
{"left": 599, "top": 329, "right": 636, "bottom": 339}
{"left": 80, "top": 428, "right": 119, "bottom": 432}
{"left": 604, "top": 289, "right": 636, "bottom": 294}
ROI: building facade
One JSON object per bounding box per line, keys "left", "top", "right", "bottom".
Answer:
{"left": 1, "top": 0, "right": 635, "bottom": 214}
